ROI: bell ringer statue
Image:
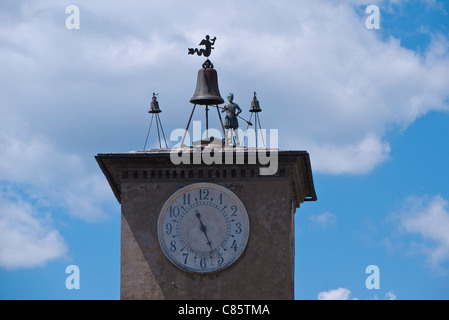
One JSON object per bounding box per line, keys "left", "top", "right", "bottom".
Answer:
{"left": 222, "top": 93, "right": 242, "bottom": 146}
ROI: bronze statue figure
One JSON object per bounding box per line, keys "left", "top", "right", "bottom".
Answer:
{"left": 188, "top": 35, "right": 217, "bottom": 57}
{"left": 222, "top": 93, "right": 242, "bottom": 146}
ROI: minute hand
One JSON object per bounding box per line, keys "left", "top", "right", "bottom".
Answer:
{"left": 195, "top": 211, "right": 213, "bottom": 250}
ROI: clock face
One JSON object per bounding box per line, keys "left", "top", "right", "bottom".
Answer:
{"left": 157, "top": 183, "right": 250, "bottom": 274}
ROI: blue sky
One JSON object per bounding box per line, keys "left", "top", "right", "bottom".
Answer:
{"left": 296, "top": 111, "right": 449, "bottom": 299}
{"left": 1, "top": 0, "right": 449, "bottom": 300}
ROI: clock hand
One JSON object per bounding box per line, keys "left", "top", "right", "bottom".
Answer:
{"left": 195, "top": 211, "right": 213, "bottom": 250}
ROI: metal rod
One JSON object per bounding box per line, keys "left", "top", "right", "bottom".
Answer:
{"left": 206, "top": 105, "right": 209, "bottom": 140}
{"left": 215, "top": 105, "right": 226, "bottom": 143}
{"left": 156, "top": 114, "right": 169, "bottom": 148}
{"left": 144, "top": 114, "right": 155, "bottom": 150}
{"left": 156, "top": 114, "right": 162, "bottom": 149}
{"left": 243, "top": 113, "right": 254, "bottom": 148}
{"left": 256, "top": 113, "right": 265, "bottom": 148}
{"left": 255, "top": 113, "right": 258, "bottom": 148}
{"left": 181, "top": 104, "right": 196, "bottom": 147}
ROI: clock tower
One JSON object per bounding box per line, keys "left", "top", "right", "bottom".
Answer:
{"left": 95, "top": 37, "right": 317, "bottom": 300}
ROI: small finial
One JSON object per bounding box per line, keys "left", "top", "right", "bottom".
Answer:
{"left": 149, "top": 92, "right": 161, "bottom": 114}
{"left": 250, "top": 91, "right": 262, "bottom": 113}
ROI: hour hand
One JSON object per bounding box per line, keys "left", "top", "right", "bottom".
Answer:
{"left": 195, "top": 211, "right": 206, "bottom": 232}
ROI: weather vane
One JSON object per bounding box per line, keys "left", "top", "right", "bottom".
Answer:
{"left": 188, "top": 35, "right": 217, "bottom": 58}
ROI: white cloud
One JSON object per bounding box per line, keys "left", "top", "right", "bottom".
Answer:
{"left": 0, "top": 113, "right": 115, "bottom": 269}
{"left": 0, "top": 114, "right": 115, "bottom": 222}
{"left": 0, "top": 191, "right": 68, "bottom": 270}
{"left": 318, "top": 287, "right": 353, "bottom": 300}
{"left": 1, "top": 0, "right": 449, "bottom": 269}
{"left": 309, "top": 211, "right": 337, "bottom": 229}
{"left": 318, "top": 288, "right": 398, "bottom": 300}
{"left": 1, "top": 0, "right": 449, "bottom": 177}
{"left": 386, "top": 291, "right": 397, "bottom": 300}
{"left": 305, "top": 135, "right": 392, "bottom": 175}
{"left": 395, "top": 195, "right": 449, "bottom": 270}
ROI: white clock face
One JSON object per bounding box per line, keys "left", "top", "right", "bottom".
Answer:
{"left": 157, "top": 183, "right": 250, "bottom": 274}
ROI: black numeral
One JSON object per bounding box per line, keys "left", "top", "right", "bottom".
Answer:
{"left": 200, "top": 257, "right": 207, "bottom": 269}
{"left": 235, "top": 222, "right": 242, "bottom": 234}
{"left": 169, "top": 206, "right": 180, "bottom": 217}
{"left": 166, "top": 223, "right": 173, "bottom": 235}
{"left": 199, "top": 189, "right": 209, "bottom": 200}
{"left": 183, "top": 253, "right": 189, "bottom": 264}
{"left": 183, "top": 193, "right": 190, "bottom": 205}
{"left": 170, "top": 240, "right": 177, "bottom": 252}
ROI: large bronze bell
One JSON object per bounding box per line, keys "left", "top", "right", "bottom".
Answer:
{"left": 190, "top": 61, "right": 224, "bottom": 105}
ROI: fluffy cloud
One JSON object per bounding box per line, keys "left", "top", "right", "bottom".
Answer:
{"left": 318, "top": 287, "right": 353, "bottom": 300}
{"left": 317, "top": 288, "right": 397, "bottom": 300}
{"left": 1, "top": 0, "right": 449, "bottom": 269}
{"left": 0, "top": 190, "right": 68, "bottom": 269}
{"left": 0, "top": 115, "right": 114, "bottom": 222}
{"left": 395, "top": 195, "right": 449, "bottom": 270}
{"left": 2, "top": 0, "right": 449, "bottom": 176}
{"left": 305, "top": 136, "right": 392, "bottom": 175}
{"left": 0, "top": 114, "right": 114, "bottom": 268}
{"left": 309, "top": 211, "right": 337, "bottom": 229}
{"left": 385, "top": 291, "right": 397, "bottom": 300}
